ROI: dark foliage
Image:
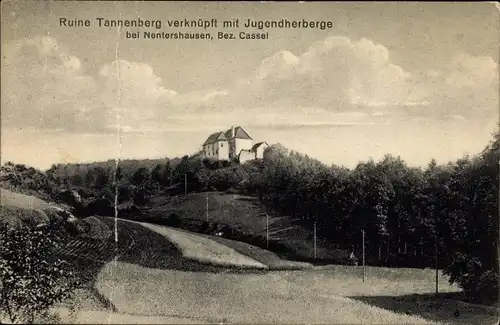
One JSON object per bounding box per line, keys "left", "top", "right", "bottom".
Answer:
{"left": 0, "top": 219, "right": 80, "bottom": 323}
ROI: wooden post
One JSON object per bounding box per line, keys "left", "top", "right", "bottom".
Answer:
{"left": 435, "top": 236, "right": 439, "bottom": 296}
{"left": 435, "top": 206, "right": 439, "bottom": 297}
{"left": 313, "top": 222, "right": 317, "bottom": 260}
{"left": 266, "top": 213, "right": 269, "bottom": 249}
{"left": 184, "top": 174, "right": 187, "bottom": 196}
{"left": 206, "top": 192, "right": 209, "bottom": 222}
{"left": 362, "top": 230, "right": 365, "bottom": 282}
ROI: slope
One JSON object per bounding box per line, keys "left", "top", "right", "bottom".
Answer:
{"left": 143, "top": 191, "right": 355, "bottom": 263}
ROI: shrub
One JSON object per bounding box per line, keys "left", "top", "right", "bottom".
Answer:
{"left": 165, "top": 213, "right": 182, "bottom": 227}
{"left": 0, "top": 220, "right": 80, "bottom": 323}
{"left": 444, "top": 253, "right": 499, "bottom": 303}
{"left": 79, "top": 216, "right": 112, "bottom": 240}
{"left": 83, "top": 197, "right": 114, "bottom": 216}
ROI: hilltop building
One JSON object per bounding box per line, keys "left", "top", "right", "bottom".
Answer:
{"left": 202, "top": 126, "right": 268, "bottom": 162}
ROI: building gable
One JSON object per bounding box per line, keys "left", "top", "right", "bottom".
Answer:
{"left": 251, "top": 141, "right": 268, "bottom": 152}
{"left": 203, "top": 131, "right": 227, "bottom": 145}
{"left": 224, "top": 126, "right": 252, "bottom": 140}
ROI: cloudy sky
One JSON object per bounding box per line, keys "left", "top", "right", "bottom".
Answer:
{"left": 1, "top": 2, "right": 498, "bottom": 170}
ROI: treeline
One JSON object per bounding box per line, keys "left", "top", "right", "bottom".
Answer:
{"left": 252, "top": 140, "right": 498, "bottom": 302}
{"left": 1, "top": 133, "right": 498, "bottom": 302}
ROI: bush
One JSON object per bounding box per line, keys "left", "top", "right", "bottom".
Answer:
{"left": 0, "top": 220, "right": 80, "bottom": 323}
{"left": 79, "top": 216, "right": 112, "bottom": 240}
{"left": 444, "top": 253, "right": 499, "bottom": 303}
{"left": 165, "top": 213, "right": 181, "bottom": 227}
{"left": 83, "top": 197, "right": 114, "bottom": 216}
{"left": 132, "top": 190, "right": 149, "bottom": 206}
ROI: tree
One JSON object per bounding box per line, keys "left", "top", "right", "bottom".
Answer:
{"left": 132, "top": 167, "right": 150, "bottom": 186}
{"left": 0, "top": 220, "right": 80, "bottom": 323}
{"left": 440, "top": 133, "right": 499, "bottom": 302}
{"left": 151, "top": 163, "right": 172, "bottom": 188}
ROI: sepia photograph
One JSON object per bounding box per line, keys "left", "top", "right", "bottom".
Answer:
{"left": 1, "top": 1, "right": 499, "bottom": 324}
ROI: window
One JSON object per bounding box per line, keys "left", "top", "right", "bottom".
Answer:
{"left": 221, "top": 143, "right": 223, "bottom": 147}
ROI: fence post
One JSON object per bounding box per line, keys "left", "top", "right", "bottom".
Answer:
{"left": 206, "top": 192, "right": 209, "bottom": 222}
{"left": 435, "top": 236, "right": 439, "bottom": 296}
{"left": 313, "top": 222, "right": 317, "bottom": 260}
{"left": 184, "top": 174, "right": 187, "bottom": 195}
{"left": 266, "top": 213, "right": 269, "bottom": 249}
{"left": 362, "top": 229, "right": 365, "bottom": 282}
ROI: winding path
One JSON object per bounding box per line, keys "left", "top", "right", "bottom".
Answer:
{"left": 131, "top": 220, "right": 268, "bottom": 269}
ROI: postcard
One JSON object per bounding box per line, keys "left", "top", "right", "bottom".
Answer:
{"left": 1, "top": 2, "right": 498, "bottom": 324}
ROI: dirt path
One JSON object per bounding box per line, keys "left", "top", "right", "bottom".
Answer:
{"left": 132, "top": 220, "right": 268, "bottom": 269}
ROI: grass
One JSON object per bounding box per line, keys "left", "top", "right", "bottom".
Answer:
{"left": 93, "top": 261, "right": 490, "bottom": 325}
{"left": 0, "top": 189, "right": 55, "bottom": 227}
{"left": 352, "top": 292, "right": 499, "bottom": 325}
{"left": 55, "top": 308, "right": 206, "bottom": 324}
{"left": 196, "top": 232, "right": 313, "bottom": 270}
{"left": 0, "top": 188, "right": 53, "bottom": 210}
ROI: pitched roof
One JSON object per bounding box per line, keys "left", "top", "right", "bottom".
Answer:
{"left": 251, "top": 142, "right": 268, "bottom": 151}
{"left": 237, "top": 149, "right": 255, "bottom": 158}
{"left": 203, "top": 131, "right": 227, "bottom": 145}
{"left": 224, "top": 126, "right": 252, "bottom": 140}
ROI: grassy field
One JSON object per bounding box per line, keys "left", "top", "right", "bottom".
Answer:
{"left": 0, "top": 188, "right": 53, "bottom": 210}
{"left": 0, "top": 189, "right": 54, "bottom": 226}
{"left": 88, "top": 261, "right": 497, "bottom": 325}
{"left": 198, "top": 232, "right": 313, "bottom": 270}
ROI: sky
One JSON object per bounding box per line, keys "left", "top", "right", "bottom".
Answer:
{"left": 1, "top": 2, "right": 499, "bottom": 170}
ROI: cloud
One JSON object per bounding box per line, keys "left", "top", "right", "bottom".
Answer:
{"left": 1, "top": 36, "right": 111, "bottom": 132}
{"left": 228, "top": 36, "right": 417, "bottom": 110}
{"left": 97, "top": 59, "right": 178, "bottom": 127}
{"left": 1, "top": 36, "right": 179, "bottom": 133}
{"left": 223, "top": 36, "right": 498, "bottom": 121}
{"left": 414, "top": 52, "right": 499, "bottom": 118}
{"left": 2, "top": 35, "right": 497, "bottom": 135}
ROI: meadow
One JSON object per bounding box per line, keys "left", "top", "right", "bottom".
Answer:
{"left": 80, "top": 260, "right": 497, "bottom": 325}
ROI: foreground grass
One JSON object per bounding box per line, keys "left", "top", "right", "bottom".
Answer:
{"left": 353, "top": 293, "right": 499, "bottom": 325}
{"left": 95, "top": 261, "right": 446, "bottom": 324}
{"left": 55, "top": 308, "right": 205, "bottom": 324}
{"left": 92, "top": 261, "right": 498, "bottom": 324}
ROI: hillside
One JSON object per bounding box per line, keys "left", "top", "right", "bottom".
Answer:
{"left": 0, "top": 188, "right": 52, "bottom": 210}
{"left": 0, "top": 188, "right": 76, "bottom": 228}
{"left": 141, "top": 191, "right": 357, "bottom": 264}
{"left": 0, "top": 188, "right": 294, "bottom": 271}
